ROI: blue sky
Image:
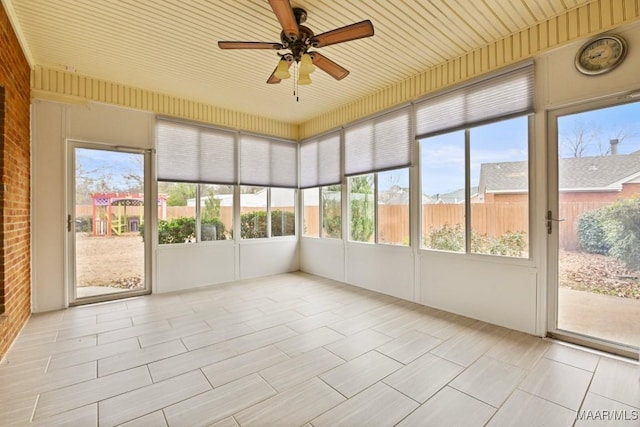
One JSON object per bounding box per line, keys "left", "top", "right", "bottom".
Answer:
{"left": 76, "top": 148, "right": 143, "bottom": 192}
{"left": 419, "top": 101, "right": 640, "bottom": 195}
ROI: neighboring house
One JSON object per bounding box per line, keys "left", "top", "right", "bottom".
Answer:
{"left": 428, "top": 187, "right": 479, "bottom": 204}
{"left": 478, "top": 151, "right": 640, "bottom": 203}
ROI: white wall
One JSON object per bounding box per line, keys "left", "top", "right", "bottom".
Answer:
{"left": 239, "top": 239, "right": 299, "bottom": 280}
{"left": 300, "top": 238, "right": 344, "bottom": 282}
{"left": 300, "top": 21, "right": 640, "bottom": 336}
{"left": 155, "top": 243, "right": 235, "bottom": 293}
{"left": 31, "top": 100, "right": 300, "bottom": 312}
{"left": 347, "top": 243, "right": 414, "bottom": 301}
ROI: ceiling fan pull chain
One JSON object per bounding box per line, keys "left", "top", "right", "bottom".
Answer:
{"left": 294, "top": 61, "right": 299, "bottom": 102}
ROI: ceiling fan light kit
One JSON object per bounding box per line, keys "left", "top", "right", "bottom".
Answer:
{"left": 218, "top": 0, "right": 374, "bottom": 99}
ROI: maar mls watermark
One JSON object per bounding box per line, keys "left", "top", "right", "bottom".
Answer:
{"left": 577, "top": 410, "right": 639, "bottom": 422}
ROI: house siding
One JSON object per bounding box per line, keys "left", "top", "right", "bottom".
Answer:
{"left": 0, "top": 3, "right": 31, "bottom": 360}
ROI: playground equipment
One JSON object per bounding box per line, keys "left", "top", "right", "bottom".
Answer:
{"left": 90, "top": 193, "right": 167, "bottom": 236}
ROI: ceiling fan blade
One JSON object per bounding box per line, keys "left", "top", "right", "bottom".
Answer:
{"left": 268, "top": 0, "right": 299, "bottom": 41}
{"left": 311, "top": 20, "right": 374, "bottom": 48}
{"left": 310, "top": 52, "right": 350, "bottom": 80}
{"left": 218, "top": 41, "right": 283, "bottom": 50}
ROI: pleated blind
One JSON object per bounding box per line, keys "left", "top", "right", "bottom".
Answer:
{"left": 344, "top": 106, "right": 411, "bottom": 176}
{"left": 156, "top": 119, "right": 236, "bottom": 184}
{"left": 415, "top": 62, "right": 534, "bottom": 138}
{"left": 299, "top": 130, "right": 341, "bottom": 189}
{"left": 239, "top": 134, "right": 298, "bottom": 188}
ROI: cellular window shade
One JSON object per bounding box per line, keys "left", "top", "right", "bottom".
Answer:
{"left": 240, "top": 134, "right": 297, "bottom": 188}
{"left": 156, "top": 119, "right": 236, "bottom": 184}
{"left": 300, "top": 131, "right": 341, "bottom": 189}
{"left": 415, "top": 63, "right": 534, "bottom": 138}
{"left": 344, "top": 106, "right": 411, "bottom": 176}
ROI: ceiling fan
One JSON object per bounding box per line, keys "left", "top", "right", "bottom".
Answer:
{"left": 218, "top": 0, "right": 374, "bottom": 85}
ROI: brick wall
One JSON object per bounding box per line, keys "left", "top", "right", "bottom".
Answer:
{"left": 0, "top": 4, "right": 32, "bottom": 360}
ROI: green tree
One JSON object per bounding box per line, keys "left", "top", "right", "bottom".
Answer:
{"left": 202, "top": 186, "right": 221, "bottom": 221}
{"left": 160, "top": 182, "right": 195, "bottom": 206}
{"left": 350, "top": 176, "right": 374, "bottom": 242}
{"left": 322, "top": 185, "right": 341, "bottom": 238}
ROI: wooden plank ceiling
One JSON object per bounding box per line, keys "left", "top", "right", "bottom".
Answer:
{"left": 8, "top": 0, "right": 595, "bottom": 123}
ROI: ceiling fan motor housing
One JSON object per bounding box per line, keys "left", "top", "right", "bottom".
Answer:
{"left": 281, "top": 25, "right": 314, "bottom": 61}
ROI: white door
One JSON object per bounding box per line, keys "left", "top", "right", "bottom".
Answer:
{"left": 547, "top": 97, "right": 640, "bottom": 358}
{"left": 68, "top": 141, "right": 152, "bottom": 305}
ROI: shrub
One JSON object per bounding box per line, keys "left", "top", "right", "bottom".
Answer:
{"left": 425, "top": 224, "right": 464, "bottom": 251}
{"left": 158, "top": 217, "right": 196, "bottom": 244}
{"left": 271, "top": 210, "right": 295, "bottom": 236}
{"left": 323, "top": 215, "right": 341, "bottom": 238}
{"left": 603, "top": 196, "right": 640, "bottom": 270}
{"left": 201, "top": 218, "right": 227, "bottom": 241}
{"left": 240, "top": 211, "right": 268, "bottom": 239}
{"left": 239, "top": 210, "right": 295, "bottom": 238}
{"left": 576, "top": 209, "right": 610, "bottom": 255}
{"left": 424, "top": 224, "right": 527, "bottom": 256}
{"left": 484, "top": 231, "right": 527, "bottom": 257}
{"left": 75, "top": 215, "right": 92, "bottom": 233}
{"left": 147, "top": 217, "right": 227, "bottom": 244}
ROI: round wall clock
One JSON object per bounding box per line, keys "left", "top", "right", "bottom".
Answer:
{"left": 575, "top": 34, "right": 627, "bottom": 75}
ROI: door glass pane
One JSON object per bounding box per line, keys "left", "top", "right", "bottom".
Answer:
{"left": 557, "top": 101, "right": 640, "bottom": 349}
{"left": 74, "top": 147, "right": 146, "bottom": 299}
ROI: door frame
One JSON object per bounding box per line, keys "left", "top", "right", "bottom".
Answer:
{"left": 67, "top": 139, "right": 152, "bottom": 306}
{"left": 546, "top": 94, "right": 640, "bottom": 359}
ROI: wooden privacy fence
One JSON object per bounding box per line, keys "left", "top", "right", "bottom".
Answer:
{"left": 77, "top": 201, "right": 612, "bottom": 250}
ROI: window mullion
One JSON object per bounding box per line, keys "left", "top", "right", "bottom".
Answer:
{"left": 464, "top": 129, "right": 471, "bottom": 253}
{"left": 374, "top": 173, "right": 379, "bottom": 244}
{"left": 318, "top": 187, "right": 323, "bottom": 238}
{"left": 195, "top": 184, "right": 202, "bottom": 243}
{"left": 267, "top": 188, "right": 272, "bottom": 238}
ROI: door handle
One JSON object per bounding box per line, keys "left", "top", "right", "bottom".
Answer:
{"left": 67, "top": 214, "right": 72, "bottom": 232}
{"left": 546, "top": 210, "right": 566, "bottom": 234}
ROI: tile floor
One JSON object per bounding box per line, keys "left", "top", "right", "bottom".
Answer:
{"left": 0, "top": 272, "right": 638, "bottom": 426}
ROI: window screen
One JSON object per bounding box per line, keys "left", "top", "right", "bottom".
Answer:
{"left": 344, "top": 106, "right": 411, "bottom": 176}
{"left": 156, "top": 119, "right": 236, "bottom": 184}
{"left": 300, "top": 130, "right": 341, "bottom": 189}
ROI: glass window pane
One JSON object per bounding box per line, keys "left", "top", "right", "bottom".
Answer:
{"left": 378, "top": 169, "right": 409, "bottom": 246}
{"left": 240, "top": 186, "right": 267, "bottom": 239}
{"left": 470, "top": 117, "right": 529, "bottom": 257}
{"left": 349, "top": 174, "right": 375, "bottom": 243}
{"left": 199, "top": 184, "right": 233, "bottom": 241}
{"left": 420, "top": 131, "right": 465, "bottom": 252}
{"left": 271, "top": 188, "right": 296, "bottom": 237}
{"left": 303, "top": 188, "right": 319, "bottom": 238}
{"left": 322, "top": 185, "right": 342, "bottom": 239}
{"left": 158, "top": 182, "right": 196, "bottom": 244}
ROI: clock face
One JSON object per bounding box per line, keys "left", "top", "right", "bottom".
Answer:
{"left": 575, "top": 35, "right": 627, "bottom": 75}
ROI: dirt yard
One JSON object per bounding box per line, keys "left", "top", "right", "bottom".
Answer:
{"left": 75, "top": 233, "right": 639, "bottom": 299}
{"left": 560, "top": 250, "right": 640, "bottom": 299}
{"left": 75, "top": 233, "right": 145, "bottom": 289}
